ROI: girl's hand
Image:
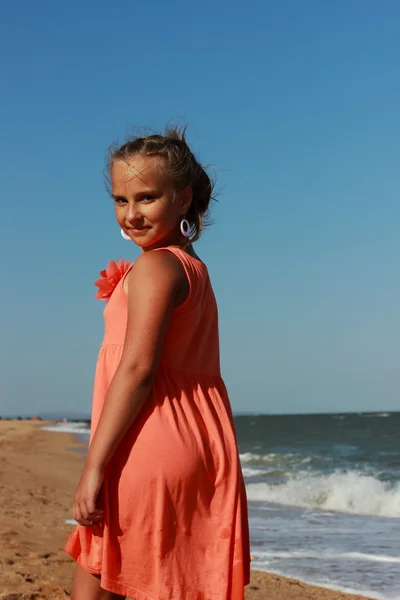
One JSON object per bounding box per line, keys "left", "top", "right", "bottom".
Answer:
{"left": 73, "top": 465, "right": 104, "bottom": 526}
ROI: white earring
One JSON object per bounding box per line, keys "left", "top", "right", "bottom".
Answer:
{"left": 120, "top": 228, "right": 131, "bottom": 241}
{"left": 180, "top": 218, "right": 191, "bottom": 237}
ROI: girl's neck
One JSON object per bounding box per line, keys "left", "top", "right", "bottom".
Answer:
{"left": 142, "top": 231, "right": 192, "bottom": 254}
{"left": 142, "top": 240, "right": 200, "bottom": 262}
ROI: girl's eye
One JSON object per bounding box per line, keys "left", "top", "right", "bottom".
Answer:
{"left": 141, "top": 195, "right": 154, "bottom": 202}
{"left": 114, "top": 197, "right": 127, "bottom": 205}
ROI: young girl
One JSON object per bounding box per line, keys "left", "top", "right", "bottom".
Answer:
{"left": 66, "top": 127, "right": 250, "bottom": 600}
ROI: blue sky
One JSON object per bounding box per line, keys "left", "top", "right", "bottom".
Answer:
{"left": 1, "top": 0, "right": 400, "bottom": 416}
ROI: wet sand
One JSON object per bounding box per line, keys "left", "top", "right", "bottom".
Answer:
{"left": 0, "top": 420, "right": 375, "bottom": 599}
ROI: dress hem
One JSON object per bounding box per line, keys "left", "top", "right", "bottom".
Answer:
{"left": 68, "top": 552, "right": 155, "bottom": 600}
{"left": 67, "top": 549, "right": 249, "bottom": 599}
{"left": 101, "top": 576, "right": 155, "bottom": 600}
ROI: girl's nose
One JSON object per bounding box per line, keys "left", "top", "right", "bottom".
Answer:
{"left": 126, "top": 203, "right": 141, "bottom": 222}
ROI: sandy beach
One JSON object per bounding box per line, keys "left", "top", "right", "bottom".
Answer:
{"left": 0, "top": 420, "right": 375, "bottom": 600}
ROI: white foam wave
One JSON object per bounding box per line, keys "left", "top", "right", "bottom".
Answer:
{"left": 255, "top": 549, "right": 400, "bottom": 564}
{"left": 240, "top": 452, "right": 263, "bottom": 462}
{"left": 41, "top": 421, "right": 90, "bottom": 435}
{"left": 246, "top": 470, "right": 400, "bottom": 518}
{"left": 242, "top": 467, "right": 268, "bottom": 478}
{"left": 240, "top": 452, "right": 310, "bottom": 466}
{"left": 361, "top": 412, "right": 390, "bottom": 418}
{"left": 249, "top": 565, "right": 387, "bottom": 600}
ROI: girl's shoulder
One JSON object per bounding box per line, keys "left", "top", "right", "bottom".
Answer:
{"left": 123, "top": 249, "right": 189, "bottom": 302}
{"left": 124, "top": 247, "right": 209, "bottom": 309}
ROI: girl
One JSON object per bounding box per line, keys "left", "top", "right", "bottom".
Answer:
{"left": 66, "top": 127, "right": 250, "bottom": 600}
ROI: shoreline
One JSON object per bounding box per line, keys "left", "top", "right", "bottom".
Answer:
{"left": 0, "top": 420, "right": 377, "bottom": 600}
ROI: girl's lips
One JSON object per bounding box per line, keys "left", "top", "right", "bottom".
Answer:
{"left": 129, "top": 227, "right": 150, "bottom": 235}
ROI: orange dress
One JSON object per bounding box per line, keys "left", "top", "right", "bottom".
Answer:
{"left": 66, "top": 247, "right": 250, "bottom": 600}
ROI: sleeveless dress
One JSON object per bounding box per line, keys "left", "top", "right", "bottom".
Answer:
{"left": 66, "top": 247, "right": 250, "bottom": 600}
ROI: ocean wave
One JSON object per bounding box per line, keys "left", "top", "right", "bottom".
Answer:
{"left": 240, "top": 452, "right": 311, "bottom": 466}
{"left": 361, "top": 412, "right": 391, "bottom": 418}
{"left": 254, "top": 549, "right": 400, "bottom": 564}
{"left": 41, "top": 421, "right": 90, "bottom": 435}
{"left": 242, "top": 467, "right": 268, "bottom": 478}
{"left": 246, "top": 470, "right": 400, "bottom": 518}
{"left": 249, "top": 565, "right": 387, "bottom": 600}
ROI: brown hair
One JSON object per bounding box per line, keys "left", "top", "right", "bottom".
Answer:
{"left": 107, "top": 126, "right": 215, "bottom": 243}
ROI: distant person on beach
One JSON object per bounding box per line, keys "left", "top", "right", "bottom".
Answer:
{"left": 66, "top": 126, "right": 250, "bottom": 599}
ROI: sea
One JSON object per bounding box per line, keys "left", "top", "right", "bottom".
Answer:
{"left": 43, "top": 412, "right": 400, "bottom": 600}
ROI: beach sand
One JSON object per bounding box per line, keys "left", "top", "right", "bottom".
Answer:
{"left": 0, "top": 420, "right": 374, "bottom": 600}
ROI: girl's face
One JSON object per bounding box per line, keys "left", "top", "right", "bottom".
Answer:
{"left": 111, "top": 156, "right": 191, "bottom": 250}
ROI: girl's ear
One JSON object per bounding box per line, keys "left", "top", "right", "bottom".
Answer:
{"left": 179, "top": 186, "right": 193, "bottom": 215}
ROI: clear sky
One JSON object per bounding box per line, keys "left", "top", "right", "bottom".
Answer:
{"left": 1, "top": 0, "right": 400, "bottom": 417}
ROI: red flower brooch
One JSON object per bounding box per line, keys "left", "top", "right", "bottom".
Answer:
{"left": 94, "top": 259, "right": 132, "bottom": 301}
